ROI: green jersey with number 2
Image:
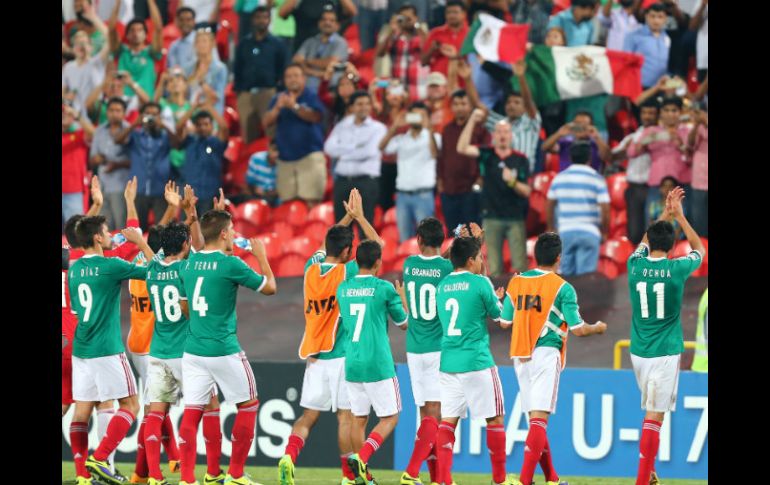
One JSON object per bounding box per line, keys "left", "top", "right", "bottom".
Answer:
{"left": 403, "top": 255, "right": 454, "bottom": 354}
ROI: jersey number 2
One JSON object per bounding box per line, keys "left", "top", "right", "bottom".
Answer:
{"left": 445, "top": 298, "right": 461, "bottom": 336}
{"left": 636, "top": 282, "right": 665, "bottom": 319}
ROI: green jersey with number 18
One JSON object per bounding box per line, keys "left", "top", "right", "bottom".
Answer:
{"left": 436, "top": 271, "right": 502, "bottom": 373}
{"left": 69, "top": 255, "right": 148, "bottom": 358}
{"left": 403, "top": 254, "right": 454, "bottom": 354}
{"left": 627, "top": 243, "right": 703, "bottom": 358}
{"left": 179, "top": 250, "right": 266, "bottom": 357}
{"left": 146, "top": 258, "right": 189, "bottom": 359}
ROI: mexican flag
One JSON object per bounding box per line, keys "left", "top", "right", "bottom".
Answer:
{"left": 460, "top": 13, "right": 529, "bottom": 63}
{"left": 511, "top": 45, "right": 644, "bottom": 105}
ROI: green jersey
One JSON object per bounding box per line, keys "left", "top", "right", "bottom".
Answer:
{"left": 116, "top": 44, "right": 162, "bottom": 98}
{"left": 159, "top": 99, "right": 191, "bottom": 168}
{"left": 146, "top": 258, "right": 189, "bottom": 359}
{"left": 500, "top": 269, "right": 584, "bottom": 351}
{"left": 627, "top": 243, "right": 703, "bottom": 358}
{"left": 436, "top": 271, "right": 502, "bottom": 373}
{"left": 337, "top": 275, "right": 408, "bottom": 382}
{"left": 304, "top": 251, "right": 359, "bottom": 360}
{"left": 179, "top": 250, "right": 266, "bottom": 357}
{"left": 402, "top": 254, "right": 454, "bottom": 354}
{"left": 69, "top": 255, "right": 147, "bottom": 358}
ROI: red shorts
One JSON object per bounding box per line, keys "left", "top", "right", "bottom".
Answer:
{"left": 62, "top": 357, "right": 73, "bottom": 405}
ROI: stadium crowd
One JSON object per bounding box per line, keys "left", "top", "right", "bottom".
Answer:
{"left": 63, "top": 0, "right": 708, "bottom": 278}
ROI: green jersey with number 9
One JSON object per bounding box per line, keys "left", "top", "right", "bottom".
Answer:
{"left": 146, "top": 258, "right": 189, "bottom": 359}
{"left": 179, "top": 250, "right": 266, "bottom": 357}
{"left": 403, "top": 255, "right": 454, "bottom": 354}
{"left": 337, "top": 275, "right": 408, "bottom": 383}
{"left": 627, "top": 243, "right": 703, "bottom": 358}
{"left": 69, "top": 255, "right": 148, "bottom": 358}
{"left": 436, "top": 271, "right": 502, "bottom": 373}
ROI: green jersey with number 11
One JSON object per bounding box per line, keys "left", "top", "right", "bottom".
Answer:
{"left": 403, "top": 255, "right": 454, "bottom": 354}
{"left": 337, "top": 275, "right": 408, "bottom": 383}
{"left": 179, "top": 250, "right": 266, "bottom": 357}
{"left": 627, "top": 243, "right": 703, "bottom": 358}
{"left": 436, "top": 271, "right": 502, "bottom": 373}
{"left": 146, "top": 258, "right": 189, "bottom": 359}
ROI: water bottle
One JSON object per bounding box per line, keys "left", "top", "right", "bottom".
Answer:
{"left": 234, "top": 237, "right": 252, "bottom": 251}
{"left": 453, "top": 224, "right": 466, "bottom": 238}
{"left": 112, "top": 232, "right": 127, "bottom": 245}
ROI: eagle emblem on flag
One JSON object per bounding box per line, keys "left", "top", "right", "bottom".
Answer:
{"left": 479, "top": 26, "right": 493, "bottom": 45}
{"left": 566, "top": 53, "right": 599, "bottom": 81}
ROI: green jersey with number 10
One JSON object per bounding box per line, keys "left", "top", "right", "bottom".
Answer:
{"left": 627, "top": 243, "right": 703, "bottom": 358}
{"left": 146, "top": 258, "right": 189, "bottom": 359}
{"left": 179, "top": 250, "right": 266, "bottom": 357}
{"left": 436, "top": 271, "right": 502, "bottom": 373}
{"left": 403, "top": 255, "right": 454, "bottom": 354}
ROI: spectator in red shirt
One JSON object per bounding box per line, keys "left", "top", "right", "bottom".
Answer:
{"left": 376, "top": 5, "right": 429, "bottom": 101}
{"left": 62, "top": 104, "right": 95, "bottom": 224}
{"left": 421, "top": 1, "right": 468, "bottom": 78}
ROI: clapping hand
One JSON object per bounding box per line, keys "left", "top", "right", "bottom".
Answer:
{"left": 90, "top": 175, "right": 103, "bottom": 207}
{"left": 164, "top": 180, "right": 181, "bottom": 208}
{"left": 343, "top": 188, "right": 365, "bottom": 220}
{"left": 213, "top": 188, "right": 227, "bottom": 211}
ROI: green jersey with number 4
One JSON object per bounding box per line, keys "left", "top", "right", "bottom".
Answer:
{"left": 337, "top": 275, "right": 408, "bottom": 382}
{"left": 69, "top": 255, "right": 147, "bottom": 358}
{"left": 179, "top": 250, "right": 266, "bottom": 357}
{"left": 403, "top": 255, "right": 454, "bottom": 354}
{"left": 146, "top": 258, "right": 189, "bottom": 359}
{"left": 436, "top": 271, "right": 502, "bottom": 373}
{"left": 627, "top": 243, "right": 703, "bottom": 358}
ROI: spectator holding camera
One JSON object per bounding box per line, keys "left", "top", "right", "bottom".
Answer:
{"left": 543, "top": 111, "right": 610, "bottom": 172}
{"left": 421, "top": 0, "right": 468, "bottom": 78}
{"left": 184, "top": 26, "right": 228, "bottom": 115}
{"left": 114, "top": 102, "right": 182, "bottom": 229}
{"left": 623, "top": 2, "right": 670, "bottom": 90}
{"left": 376, "top": 4, "right": 429, "bottom": 101}
{"left": 292, "top": 7, "right": 349, "bottom": 94}
{"left": 457, "top": 109, "right": 531, "bottom": 275}
{"left": 85, "top": 62, "right": 149, "bottom": 124}
{"left": 687, "top": 105, "right": 707, "bottom": 236}
{"left": 63, "top": 0, "right": 109, "bottom": 55}
{"left": 380, "top": 102, "right": 440, "bottom": 242}
{"left": 319, "top": 62, "right": 363, "bottom": 125}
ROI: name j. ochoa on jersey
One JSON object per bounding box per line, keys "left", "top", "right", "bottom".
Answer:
{"left": 632, "top": 267, "right": 673, "bottom": 278}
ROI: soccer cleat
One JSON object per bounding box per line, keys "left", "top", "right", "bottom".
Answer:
{"left": 400, "top": 471, "right": 424, "bottom": 484}
{"left": 346, "top": 453, "right": 368, "bottom": 485}
{"left": 492, "top": 476, "right": 523, "bottom": 485}
{"left": 75, "top": 477, "right": 103, "bottom": 485}
{"left": 148, "top": 478, "right": 169, "bottom": 485}
{"left": 649, "top": 471, "right": 663, "bottom": 485}
{"left": 130, "top": 472, "right": 149, "bottom": 483}
{"left": 113, "top": 467, "right": 129, "bottom": 483}
{"left": 169, "top": 460, "right": 181, "bottom": 473}
{"left": 340, "top": 478, "right": 356, "bottom": 485}
{"left": 85, "top": 454, "right": 126, "bottom": 485}
{"left": 223, "top": 473, "right": 263, "bottom": 484}
{"left": 179, "top": 482, "right": 201, "bottom": 485}
{"left": 204, "top": 471, "right": 227, "bottom": 484}
{"left": 277, "top": 454, "right": 295, "bottom": 485}
{"left": 546, "top": 481, "right": 570, "bottom": 485}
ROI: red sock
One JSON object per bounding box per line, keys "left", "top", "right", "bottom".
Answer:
{"left": 406, "top": 416, "right": 439, "bottom": 477}
{"left": 359, "top": 432, "right": 384, "bottom": 463}
{"left": 228, "top": 401, "right": 259, "bottom": 479}
{"left": 284, "top": 433, "right": 305, "bottom": 463}
{"left": 426, "top": 450, "right": 437, "bottom": 483}
{"left": 520, "top": 418, "right": 548, "bottom": 485}
{"left": 203, "top": 408, "right": 223, "bottom": 476}
{"left": 487, "top": 424, "right": 507, "bottom": 483}
{"left": 436, "top": 421, "right": 457, "bottom": 485}
{"left": 144, "top": 412, "right": 165, "bottom": 480}
{"left": 161, "top": 413, "right": 180, "bottom": 462}
{"left": 539, "top": 436, "right": 559, "bottom": 482}
{"left": 341, "top": 453, "right": 356, "bottom": 480}
{"left": 636, "top": 420, "right": 661, "bottom": 485}
{"left": 134, "top": 416, "right": 149, "bottom": 477}
{"left": 70, "top": 421, "right": 90, "bottom": 478}
{"left": 179, "top": 405, "right": 205, "bottom": 484}
{"left": 93, "top": 409, "right": 136, "bottom": 461}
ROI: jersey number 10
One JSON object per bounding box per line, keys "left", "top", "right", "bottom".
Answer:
{"left": 406, "top": 282, "right": 437, "bottom": 320}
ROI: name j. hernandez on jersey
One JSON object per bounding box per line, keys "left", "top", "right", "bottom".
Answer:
{"left": 345, "top": 288, "right": 375, "bottom": 297}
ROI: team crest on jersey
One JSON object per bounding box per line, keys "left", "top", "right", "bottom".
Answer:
{"left": 566, "top": 53, "right": 599, "bottom": 81}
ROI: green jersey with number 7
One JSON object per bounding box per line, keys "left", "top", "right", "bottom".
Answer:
{"left": 179, "top": 250, "right": 267, "bottom": 357}
{"left": 627, "top": 243, "right": 703, "bottom": 358}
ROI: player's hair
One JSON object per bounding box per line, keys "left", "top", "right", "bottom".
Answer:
{"left": 534, "top": 232, "right": 562, "bottom": 266}
{"left": 647, "top": 220, "right": 676, "bottom": 252}
{"left": 325, "top": 225, "right": 354, "bottom": 258}
{"left": 356, "top": 240, "right": 382, "bottom": 269}
{"left": 76, "top": 215, "right": 108, "bottom": 249}
{"left": 147, "top": 225, "right": 164, "bottom": 253}
{"left": 64, "top": 214, "right": 85, "bottom": 248}
{"left": 416, "top": 217, "right": 445, "bottom": 249}
{"left": 661, "top": 96, "right": 683, "bottom": 110}
{"left": 192, "top": 110, "right": 213, "bottom": 124}
{"left": 200, "top": 210, "right": 232, "bottom": 244}
{"left": 62, "top": 247, "right": 70, "bottom": 270}
{"left": 446, "top": 0, "right": 467, "bottom": 11}
{"left": 449, "top": 236, "right": 480, "bottom": 269}
{"left": 161, "top": 222, "right": 190, "bottom": 256}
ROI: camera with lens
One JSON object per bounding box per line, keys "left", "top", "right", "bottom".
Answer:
{"left": 143, "top": 115, "right": 156, "bottom": 124}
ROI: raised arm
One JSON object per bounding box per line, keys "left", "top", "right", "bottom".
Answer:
{"left": 376, "top": 17, "right": 399, "bottom": 58}
{"left": 108, "top": 0, "right": 123, "bottom": 57}
{"left": 115, "top": 116, "right": 141, "bottom": 145}
{"left": 378, "top": 113, "right": 406, "bottom": 151}
{"left": 250, "top": 239, "right": 277, "bottom": 295}
{"left": 160, "top": 180, "right": 182, "bottom": 225}
{"left": 589, "top": 126, "right": 611, "bottom": 162}
{"left": 669, "top": 186, "right": 704, "bottom": 255}
{"left": 344, "top": 188, "right": 383, "bottom": 246}
{"left": 84, "top": 2, "right": 111, "bottom": 61}
{"left": 122, "top": 226, "right": 155, "bottom": 261}
{"left": 512, "top": 59, "right": 537, "bottom": 119}
{"left": 182, "top": 185, "right": 204, "bottom": 250}
{"left": 457, "top": 109, "right": 483, "bottom": 157}
{"left": 206, "top": 102, "right": 230, "bottom": 142}
{"left": 278, "top": 0, "right": 297, "bottom": 19}
{"left": 148, "top": 0, "right": 163, "bottom": 56}
{"left": 542, "top": 124, "right": 570, "bottom": 152}
{"left": 124, "top": 176, "right": 139, "bottom": 222}
{"left": 457, "top": 60, "right": 484, "bottom": 110}
{"left": 87, "top": 176, "right": 104, "bottom": 216}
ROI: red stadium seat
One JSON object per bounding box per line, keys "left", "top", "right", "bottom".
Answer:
{"left": 381, "top": 238, "right": 397, "bottom": 264}
{"left": 387, "top": 255, "right": 408, "bottom": 273}
{"left": 308, "top": 201, "right": 335, "bottom": 226}
{"left": 600, "top": 237, "right": 635, "bottom": 266}
{"left": 234, "top": 199, "right": 271, "bottom": 226}
{"left": 216, "top": 19, "right": 232, "bottom": 62}
{"left": 343, "top": 23, "right": 361, "bottom": 60}
{"left": 373, "top": 205, "right": 383, "bottom": 229}
{"left": 545, "top": 153, "right": 560, "bottom": 173}
{"left": 233, "top": 220, "right": 260, "bottom": 238}
{"left": 224, "top": 136, "right": 243, "bottom": 163}
{"left": 254, "top": 232, "right": 284, "bottom": 260}
{"left": 397, "top": 237, "right": 420, "bottom": 257}
{"left": 284, "top": 236, "right": 316, "bottom": 258}
{"left": 302, "top": 221, "right": 329, "bottom": 245}
{"left": 532, "top": 171, "right": 557, "bottom": 195}
{"left": 238, "top": 252, "right": 262, "bottom": 273}
{"left": 597, "top": 258, "right": 619, "bottom": 279}
{"left": 273, "top": 200, "right": 309, "bottom": 228}
{"left": 607, "top": 173, "right": 628, "bottom": 210}
{"left": 264, "top": 220, "right": 294, "bottom": 241}
{"left": 276, "top": 253, "right": 307, "bottom": 277}
{"left": 162, "top": 23, "right": 181, "bottom": 50}
{"left": 610, "top": 208, "right": 628, "bottom": 233}
{"left": 225, "top": 82, "right": 237, "bottom": 111}
{"left": 380, "top": 224, "right": 400, "bottom": 249}
{"left": 434, "top": 195, "right": 444, "bottom": 224}
{"left": 383, "top": 206, "right": 397, "bottom": 225}
{"left": 224, "top": 106, "right": 240, "bottom": 137}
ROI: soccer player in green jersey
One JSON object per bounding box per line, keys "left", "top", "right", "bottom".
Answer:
{"left": 434, "top": 236, "right": 516, "bottom": 485}
{"left": 177, "top": 209, "right": 277, "bottom": 485}
{"left": 338, "top": 240, "right": 409, "bottom": 485}
{"left": 628, "top": 187, "right": 704, "bottom": 485}
{"left": 400, "top": 217, "right": 454, "bottom": 485}
{"left": 68, "top": 215, "right": 155, "bottom": 485}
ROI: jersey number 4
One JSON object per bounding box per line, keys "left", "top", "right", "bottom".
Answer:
{"left": 192, "top": 277, "right": 209, "bottom": 317}
{"left": 636, "top": 282, "right": 665, "bottom": 319}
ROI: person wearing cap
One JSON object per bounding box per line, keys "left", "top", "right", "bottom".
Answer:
{"left": 423, "top": 72, "right": 453, "bottom": 133}
{"left": 421, "top": 0, "right": 468, "bottom": 77}
{"left": 292, "top": 7, "right": 349, "bottom": 94}
{"left": 546, "top": 140, "right": 611, "bottom": 276}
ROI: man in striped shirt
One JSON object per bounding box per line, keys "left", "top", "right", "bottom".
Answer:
{"left": 545, "top": 141, "right": 610, "bottom": 276}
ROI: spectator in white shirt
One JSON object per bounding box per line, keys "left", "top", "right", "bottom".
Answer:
{"left": 324, "top": 91, "right": 388, "bottom": 238}
{"left": 379, "top": 102, "right": 441, "bottom": 242}
{"left": 599, "top": 0, "right": 641, "bottom": 51}
{"left": 62, "top": 5, "right": 110, "bottom": 116}
{"left": 689, "top": 0, "right": 707, "bottom": 81}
